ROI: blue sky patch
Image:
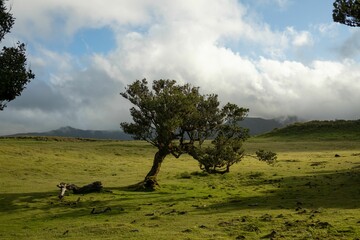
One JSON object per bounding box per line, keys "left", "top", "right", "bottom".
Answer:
{"left": 69, "top": 27, "right": 115, "bottom": 55}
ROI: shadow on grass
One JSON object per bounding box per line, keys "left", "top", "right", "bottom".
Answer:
{"left": 0, "top": 190, "right": 149, "bottom": 222}
{"left": 0, "top": 185, "right": 188, "bottom": 220}
{"left": 0, "top": 191, "right": 57, "bottom": 212}
{"left": 202, "top": 168, "right": 360, "bottom": 212}
{"left": 2, "top": 168, "right": 360, "bottom": 220}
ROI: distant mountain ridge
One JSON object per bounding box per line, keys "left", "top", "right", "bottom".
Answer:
{"left": 239, "top": 117, "right": 283, "bottom": 135}
{"left": 6, "top": 126, "right": 133, "bottom": 140}
{"left": 3, "top": 117, "right": 296, "bottom": 140}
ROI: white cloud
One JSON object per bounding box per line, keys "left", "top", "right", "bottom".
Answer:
{"left": 92, "top": 22, "right": 360, "bottom": 120}
{"left": 315, "top": 23, "right": 339, "bottom": 38}
{"left": 10, "top": 0, "right": 154, "bottom": 39}
{"left": 251, "top": 0, "right": 291, "bottom": 10}
{"left": 1, "top": 0, "right": 359, "bottom": 135}
{"left": 292, "top": 31, "right": 313, "bottom": 47}
{"left": 285, "top": 27, "right": 313, "bottom": 47}
{"left": 337, "top": 30, "right": 360, "bottom": 59}
{"left": 253, "top": 59, "right": 360, "bottom": 119}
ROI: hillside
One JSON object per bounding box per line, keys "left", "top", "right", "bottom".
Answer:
{"left": 5, "top": 126, "right": 133, "bottom": 140}
{"left": 3, "top": 117, "right": 290, "bottom": 139}
{"left": 260, "top": 119, "right": 360, "bottom": 140}
{"left": 2, "top": 132, "right": 360, "bottom": 239}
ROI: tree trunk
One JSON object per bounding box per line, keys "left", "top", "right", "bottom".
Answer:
{"left": 143, "top": 149, "right": 168, "bottom": 190}
{"left": 57, "top": 181, "right": 103, "bottom": 199}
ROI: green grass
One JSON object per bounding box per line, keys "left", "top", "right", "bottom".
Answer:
{"left": 261, "top": 119, "right": 360, "bottom": 141}
{"left": 1, "top": 136, "right": 360, "bottom": 239}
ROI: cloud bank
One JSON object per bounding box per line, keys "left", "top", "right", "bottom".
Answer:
{"left": 0, "top": 0, "right": 359, "bottom": 135}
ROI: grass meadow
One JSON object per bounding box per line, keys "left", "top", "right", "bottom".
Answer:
{"left": 1, "top": 136, "right": 360, "bottom": 239}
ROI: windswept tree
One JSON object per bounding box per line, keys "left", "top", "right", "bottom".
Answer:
{"left": 333, "top": 0, "right": 360, "bottom": 27}
{"left": 121, "top": 79, "right": 249, "bottom": 190}
{"left": 0, "top": 0, "right": 34, "bottom": 110}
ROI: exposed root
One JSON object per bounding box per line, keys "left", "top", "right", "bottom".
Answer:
{"left": 124, "top": 177, "right": 160, "bottom": 191}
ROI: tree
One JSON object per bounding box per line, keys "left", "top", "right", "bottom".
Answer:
{"left": 0, "top": 0, "right": 34, "bottom": 110}
{"left": 121, "top": 79, "right": 249, "bottom": 190}
{"left": 333, "top": 0, "right": 360, "bottom": 27}
{"left": 255, "top": 149, "right": 277, "bottom": 165}
{"left": 192, "top": 104, "right": 249, "bottom": 174}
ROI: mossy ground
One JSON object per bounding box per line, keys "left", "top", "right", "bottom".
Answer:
{"left": 1, "top": 137, "right": 360, "bottom": 239}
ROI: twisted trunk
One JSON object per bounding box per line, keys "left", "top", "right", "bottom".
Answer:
{"left": 143, "top": 149, "right": 168, "bottom": 190}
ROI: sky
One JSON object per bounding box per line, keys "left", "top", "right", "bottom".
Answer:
{"left": 1, "top": 0, "right": 360, "bottom": 135}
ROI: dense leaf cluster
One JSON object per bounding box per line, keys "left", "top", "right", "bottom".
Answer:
{"left": 0, "top": 0, "right": 13, "bottom": 41}
{"left": 255, "top": 149, "right": 277, "bottom": 165}
{"left": 0, "top": 0, "right": 34, "bottom": 110}
{"left": 333, "top": 0, "right": 360, "bottom": 27}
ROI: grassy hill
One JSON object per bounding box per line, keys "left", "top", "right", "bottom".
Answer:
{"left": 260, "top": 119, "right": 360, "bottom": 140}
{"left": 1, "top": 137, "right": 360, "bottom": 239}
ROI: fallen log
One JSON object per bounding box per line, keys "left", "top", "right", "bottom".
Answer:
{"left": 57, "top": 181, "right": 103, "bottom": 199}
{"left": 91, "top": 207, "right": 111, "bottom": 214}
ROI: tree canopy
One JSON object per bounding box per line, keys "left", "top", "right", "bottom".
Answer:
{"left": 333, "top": 0, "right": 360, "bottom": 27}
{"left": 0, "top": 0, "right": 34, "bottom": 110}
{"left": 121, "top": 79, "right": 249, "bottom": 190}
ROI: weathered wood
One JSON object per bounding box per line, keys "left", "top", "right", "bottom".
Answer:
{"left": 91, "top": 207, "right": 111, "bottom": 214}
{"left": 57, "top": 181, "right": 103, "bottom": 199}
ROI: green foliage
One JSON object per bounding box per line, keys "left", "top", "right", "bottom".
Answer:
{"left": 0, "top": 0, "right": 34, "bottom": 110}
{"left": 0, "top": 0, "right": 14, "bottom": 41}
{"left": 121, "top": 79, "right": 210, "bottom": 148}
{"left": 255, "top": 149, "right": 277, "bottom": 164}
{"left": 333, "top": 0, "right": 360, "bottom": 27}
{"left": 121, "top": 79, "right": 248, "bottom": 187}
{"left": 195, "top": 117, "right": 249, "bottom": 174}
